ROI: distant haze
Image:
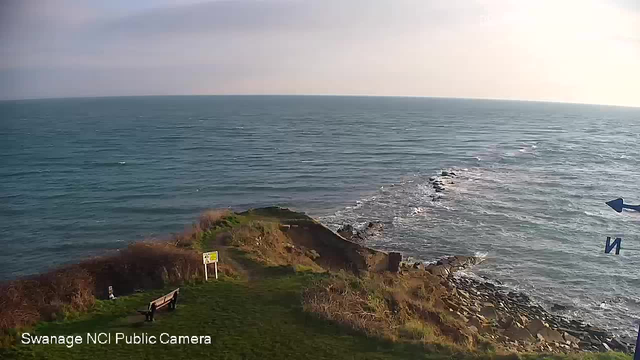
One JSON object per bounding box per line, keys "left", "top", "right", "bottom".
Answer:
{"left": 1, "top": 0, "right": 638, "bottom": 107}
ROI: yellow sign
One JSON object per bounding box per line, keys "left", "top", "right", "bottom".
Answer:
{"left": 203, "top": 251, "right": 218, "bottom": 265}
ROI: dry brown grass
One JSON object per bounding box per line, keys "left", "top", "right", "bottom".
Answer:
{"left": 198, "top": 209, "right": 233, "bottom": 230}
{"left": 0, "top": 241, "right": 206, "bottom": 336}
{"left": 80, "top": 241, "right": 204, "bottom": 293}
{"left": 0, "top": 268, "right": 95, "bottom": 332}
{"left": 302, "top": 271, "right": 478, "bottom": 350}
{"left": 172, "top": 223, "right": 204, "bottom": 248}
{"left": 228, "top": 221, "right": 324, "bottom": 272}
{"left": 173, "top": 209, "right": 233, "bottom": 249}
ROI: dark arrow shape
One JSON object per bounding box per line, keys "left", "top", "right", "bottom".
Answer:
{"left": 606, "top": 198, "right": 640, "bottom": 213}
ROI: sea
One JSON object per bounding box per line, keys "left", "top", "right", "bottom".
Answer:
{"left": 1, "top": 95, "right": 638, "bottom": 339}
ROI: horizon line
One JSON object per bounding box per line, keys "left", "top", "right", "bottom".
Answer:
{"left": 1, "top": 94, "right": 638, "bottom": 110}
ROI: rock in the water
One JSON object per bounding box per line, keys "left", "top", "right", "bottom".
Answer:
{"left": 608, "top": 338, "right": 629, "bottom": 352}
{"left": 551, "top": 303, "right": 570, "bottom": 311}
{"left": 441, "top": 170, "right": 450, "bottom": 176}
{"left": 338, "top": 222, "right": 383, "bottom": 243}
{"left": 363, "top": 221, "right": 383, "bottom": 237}
{"left": 337, "top": 224, "right": 354, "bottom": 239}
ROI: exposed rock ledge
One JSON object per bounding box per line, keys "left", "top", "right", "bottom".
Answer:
{"left": 337, "top": 221, "right": 384, "bottom": 243}
{"left": 397, "top": 255, "right": 633, "bottom": 354}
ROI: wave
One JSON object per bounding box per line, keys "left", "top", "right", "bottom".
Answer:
{"left": 319, "top": 164, "right": 639, "bottom": 340}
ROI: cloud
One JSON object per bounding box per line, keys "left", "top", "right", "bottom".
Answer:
{"left": 0, "top": 0, "right": 638, "bottom": 106}
{"left": 103, "top": 0, "right": 484, "bottom": 35}
{"left": 2, "top": 0, "right": 487, "bottom": 70}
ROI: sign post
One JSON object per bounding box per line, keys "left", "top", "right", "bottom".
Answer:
{"left": 605, "top": 198, "right": 639, "bottom": 359}
{"left": 636, "top": 326, "right": 640, "bottom": 360}
{"left": 202, "top": 251, "right": 219, "bottom": 281}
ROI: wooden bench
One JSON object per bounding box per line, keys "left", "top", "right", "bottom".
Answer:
{"left": 137, "top": 288, "right": 179, "bottom": 322}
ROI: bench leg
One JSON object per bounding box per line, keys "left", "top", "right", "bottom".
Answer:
{"left": 146, "top": 305, "right": 157, "bottom": 322}
{"left": 169, "top": 294, "right": 178, "bottom": 311}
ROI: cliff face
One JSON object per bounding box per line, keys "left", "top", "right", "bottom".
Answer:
{"left": 240, "top": 207, "right": 391, "bottom": 273}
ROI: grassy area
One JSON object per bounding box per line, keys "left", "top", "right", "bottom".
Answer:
{"left": 0, "top": 208, "right": 632, "bottom": 360}
{"left": 2, "top": 265, "right": 631, "bottom": 360}
{"left": 2, "top": 270, "right": 449, "bottom": 360}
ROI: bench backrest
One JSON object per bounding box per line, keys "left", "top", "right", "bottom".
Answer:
{"left": 148, "top": 288, "right": 179, "bottom": 311}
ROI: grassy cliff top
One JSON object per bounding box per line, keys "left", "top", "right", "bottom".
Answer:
{"left": 0, "top": 208, "right": 632, "bottom": 360}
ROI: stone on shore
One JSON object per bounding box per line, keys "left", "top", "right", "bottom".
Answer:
{"left": 505, "top": 323, "right": 534, "bottom": 342}
{"left": 527, "top": 319, "right": 546, "bottom": 335}
{"left": 537, "top": 327, "right": 564, "bottom": 343}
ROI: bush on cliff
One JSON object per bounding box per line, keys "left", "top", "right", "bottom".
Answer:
{"left": 172, "top": 209, "right": 236, "bottom": 250}
{"left": 0, "top": 241, "right": 205, "bottom": 337}
{"left": 303, "top": 270, "right": 482, "bottom": 351}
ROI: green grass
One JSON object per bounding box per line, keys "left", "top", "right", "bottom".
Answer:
{"left": 1, "top": 222, "right": 632, "bottom": 360}
{"left": 2, "top": 272, "right": 440, "bottom": 360}
{"left": 196, "top": 212, "right": 279, "bottom": 251}
{"left": 2, "top": 267, "right": 631, "bottom": 360}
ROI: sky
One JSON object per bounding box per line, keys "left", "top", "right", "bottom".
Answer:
{"left": 0, "top": 0, "right": 638, "bottom": 106}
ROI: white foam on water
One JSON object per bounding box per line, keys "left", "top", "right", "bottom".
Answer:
{"left": 319, "top": 164, "right": 639, "bottom": 340}
{"left": 474, "top": 251, "right": 488, "bottom": 261}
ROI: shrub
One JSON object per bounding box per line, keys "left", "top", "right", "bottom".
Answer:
{"left": 173, "top": 223, "right": 204, "bottom": 248}
{"left": 0, "top": 241, "right": 204, "bottom": 336}
{"left": 0, "top": 267, "right": 95, "bottom": 334}
{"left": 303, "top": 271, "right": 472, "bottom": 350}
{"left": 198, "top": 209, "right": 233, "bottom": 230}
{"left": 173, "top": 209, "right": 237, "bottom": 250}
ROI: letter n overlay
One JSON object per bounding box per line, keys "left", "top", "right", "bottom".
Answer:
{"left": 605, "top": 237, "right": 621, "bottom": 255}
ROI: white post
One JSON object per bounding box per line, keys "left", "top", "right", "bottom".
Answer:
{"left": 214, "top": 262, "right": 218, "bottom": 280}
{"left": 634, "top": 323, "right": 639, "bottom": 360}
{"left": 204, "top": 263, "right": 208, "bottom": 281}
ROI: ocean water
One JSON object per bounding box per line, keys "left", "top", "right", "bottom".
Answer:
{"left": 1, "top": 96, "right": 639, "bottom": 339}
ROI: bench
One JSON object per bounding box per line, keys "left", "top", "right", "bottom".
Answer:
{"left": 137, "top": 288, "right": 179, "bottom": 322}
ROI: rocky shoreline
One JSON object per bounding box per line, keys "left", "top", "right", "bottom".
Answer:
{"left": 443, "top": 272, "right": 634, "bottom": 354}
{"left": 334, "top": 218, "right": 634, "bottom": 354}
{"left": 403, "top": 255, "right": 635, "bottom": 354}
